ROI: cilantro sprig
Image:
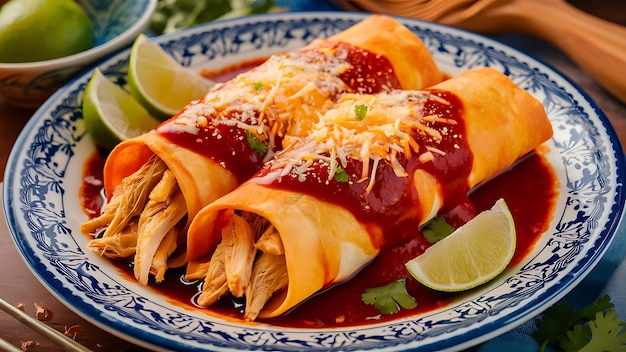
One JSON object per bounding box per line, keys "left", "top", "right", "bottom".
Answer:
{"left": 354, "top": 104, "right": 368, "bottom": 120}
{"left": 334, "top": 163, "right": 349, "bottom": 183}
{"left": 532, "top": 294, "right": 626, "bottom": 351}
{"left": 245, "top": 131, "right": 268, "bottom": 157}
{"left": 421, "top": 216, "right": 455, "bottom": 244}
{"left": 359, "top": 217, "right": 452, "bottom": 315}
{"left": 361, "top": 278, "right": 417, "bottom": 314}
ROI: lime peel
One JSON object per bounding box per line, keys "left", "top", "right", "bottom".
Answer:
{"left": 406, "top": 198, "right": 516, "bottom": 292}
{"left": 83, "top": 69, "right": 160, "bottom": 151}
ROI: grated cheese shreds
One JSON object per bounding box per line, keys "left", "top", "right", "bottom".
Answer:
{"left": 365, "top": 157, "right": 381, "bottom": 194}
{"left": 269, "top": 90, "right": 459, "bottom": 188}
{"left": 161, "top": 45, "right": 359, "bottom": 154}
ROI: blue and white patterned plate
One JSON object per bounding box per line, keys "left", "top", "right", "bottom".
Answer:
{"left": 3, "top": 12, "right": 625, "bottom": 351}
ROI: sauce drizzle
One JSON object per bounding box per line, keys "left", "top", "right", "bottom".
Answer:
{"left": 156, "top": 42, "right": 402, "bottom": 183}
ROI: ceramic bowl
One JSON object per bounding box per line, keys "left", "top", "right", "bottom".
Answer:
{"left": 0, "top": 0, "right": 157, "bottom": 108}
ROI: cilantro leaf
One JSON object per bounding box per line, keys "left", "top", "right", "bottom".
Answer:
{"left": 361, "top": 278, "right": 417, "bottom": 314}
{"left": 354, "top": 104, "right": 368, "bottom": 120}
{"left": 561, "top": 323, "right": 592, "bottom": 352}
{"left": 533, "top": 302, "right": 576, "bottom": 348}
{"left": 533, "top": 295, "right": 626, "bottom": 352}
{"left": 421, "top": 216, "right": 455, "bottom": 244}
{"left": 253, "top": 81, "right": 263, "bottom": 90}
{"left": 579, "top": 310, "right": 626, "bottom": 352}
{"left": 334, "top": 163, "right": 349, "bottom": 183}
{"left": 574, "top": 294, "right": 614, "bottom": 321}
{"left": 245, "top": 131, "right": 268, "bottom": 157}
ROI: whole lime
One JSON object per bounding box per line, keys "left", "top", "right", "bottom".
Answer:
{"left": 0, "top": 0, "right": 95, "bottom": 63}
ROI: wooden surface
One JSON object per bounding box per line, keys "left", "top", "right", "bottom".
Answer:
{"left": 0, "top": 1, "right": 625, "bottom": 351}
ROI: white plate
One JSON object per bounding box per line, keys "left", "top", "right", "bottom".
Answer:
{"left": 4, "top": 12, "right": 625, "bottom": 351}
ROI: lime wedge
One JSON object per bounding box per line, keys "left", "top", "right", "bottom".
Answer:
{"left": 128, "top": 34, "right": 214, "bottom": 120}
{"left": 406, "top": 198, "right": 516, "bottom": 292}
{"left": 83, "top": 69, "right": 160, "bottom": 151}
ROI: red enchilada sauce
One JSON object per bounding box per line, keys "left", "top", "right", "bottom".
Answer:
{"left": 80, "top": 146, "right": 557, "bottom": 328}
{"left": 255, "top": 90, "right": 471, "bottom": 250}
{"left": 158, "top": 42, "right": 402, "bottom": 184}
{"left": 79, "top": 43, "right": 558, "bottom": 328}
{"left": 274, "top": 155, "right": 555, "bottom": 328}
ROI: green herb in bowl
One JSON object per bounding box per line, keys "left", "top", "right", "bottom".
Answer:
{"left": 150, "top": 0, "right": 279, "bottom": 35}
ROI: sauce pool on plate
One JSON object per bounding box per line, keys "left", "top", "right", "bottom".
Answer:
{"left": 79, "top": 148, "right": 557, "bottom": 328}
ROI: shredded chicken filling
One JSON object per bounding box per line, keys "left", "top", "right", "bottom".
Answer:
{"left": 195, "top": 212, "right": 288, "bottom": 321}
{"left": 82, "top": 155, "right": 188, "bottom": 284}
{"left": 84, "top": 165, "right": 286, "bottom": 320}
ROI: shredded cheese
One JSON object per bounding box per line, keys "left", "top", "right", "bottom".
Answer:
{"left": 163, "top": 46, "right": 355, "bottom": 152}
{"left": 268, "top": 90, "right": 459, "bottom": 189}
{"left": 160, "top": 42, "right": 460, "bottom": 193}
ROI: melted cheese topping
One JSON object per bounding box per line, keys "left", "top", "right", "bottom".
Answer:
{"left": 158, "top": 46, "right": 358, "bottom": 161}
{"left": 269, "top": 91, "right": 456, "bottom": 188}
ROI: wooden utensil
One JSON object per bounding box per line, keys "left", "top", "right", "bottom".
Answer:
{"left": 334, "top": 0, "right": 626, "bottom": 104}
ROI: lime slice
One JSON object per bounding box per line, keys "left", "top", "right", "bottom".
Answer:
{"left": 128, "top": 33, "right": 214, "bottom": 120}
{"left": 406, "top": 198, "right": 516, "bottom": 292}
{"left": 83, "top": 69, "right": 160, "bottom": 151}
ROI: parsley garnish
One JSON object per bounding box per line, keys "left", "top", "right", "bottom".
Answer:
{"left": 421, "top": 216, "right": 455, "bottom": 244}
{"left": 334, "top": 163, "right": 349, "bottom": 183}
{"left": 253, "top": 81, "right": 263, "bottom": 90}
{"left": 532, "top": 294, "right": 626, "bottom": 351}
{"left": 245, "top": 131, "right": 267, "bottom": 157}
{"left": 361, "top": 278, "right": 417, "bottom": 314}
{"left": 354, "top": 104, "right": 368, "bottom": 120}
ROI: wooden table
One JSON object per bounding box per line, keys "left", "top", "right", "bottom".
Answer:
{"left": 1, "top": 2, "right": 625, "bottom": 351}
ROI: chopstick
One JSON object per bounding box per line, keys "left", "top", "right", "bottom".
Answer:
{"left": 0, "top": 296, "right": 93, "bottom": 352}
{"left": 0, "top": 336, "right": 22, "bottom": 352}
